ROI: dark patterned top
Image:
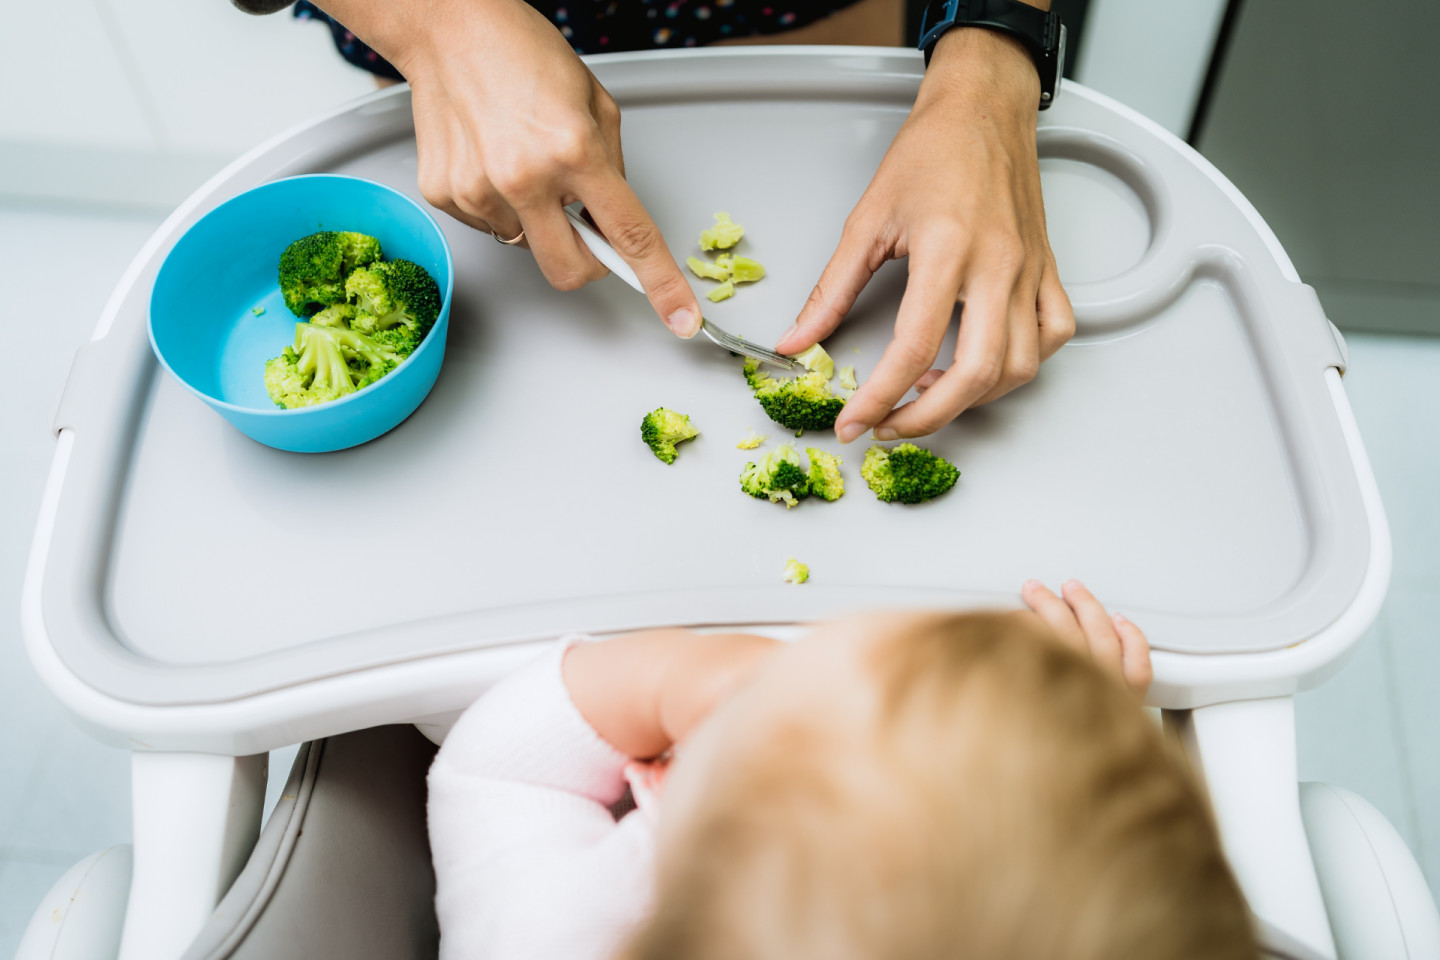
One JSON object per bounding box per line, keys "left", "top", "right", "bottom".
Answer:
{"left": 270, "top": 0, "right": 860, "bottom": 78}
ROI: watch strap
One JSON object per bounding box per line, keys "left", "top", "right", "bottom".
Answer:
{"left": 918, "top": 0, "right": 1063, "bottom": 108}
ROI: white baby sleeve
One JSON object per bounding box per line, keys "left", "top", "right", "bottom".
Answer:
{"left": 428, "top": 637, "right": 656, "bottom": 960}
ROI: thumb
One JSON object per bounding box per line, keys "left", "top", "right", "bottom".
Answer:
{"left": 775, "top": 213, "right": 886, "bottom": 353}
{"left": 583, "top": 171, "right": 702, "bottom": 338}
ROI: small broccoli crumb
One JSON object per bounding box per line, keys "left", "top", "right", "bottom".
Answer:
{"left": 794, "top": 344, "right": 835, "bottom": 380}
{"left": 805, "top": 447, "right": 845, "bottom": 501}
{"left": 729, "top": 255, "right": 766, "bottom": 283}
{"left": 736, "top": 429, "right": 767, "bottom": 450}
{"left": 838, "top": 366, "right": 857, "bottom": 391}
{"left": 861, "top": 443, "right": 960, "bottom": 504}
{"left": 707, "top": 281, "right": 735, "bottom": 303}
{"left": 641, "top": 408, "right": 699, "bottom": 464}
{"left": 783, "top": 558, "right": 810, "bottom": 584}
{"left": 687, "top": 256, "right": 731, "bottom": 282}
{"left": 251, "top": 305, "right": 266, "bottom": 316}
{"left": 699, "top": 211, "right": 744, "bottom": 251}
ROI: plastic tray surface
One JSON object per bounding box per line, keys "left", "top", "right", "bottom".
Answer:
{"left": 41, "top": 50, "right": 1364, "bottom": 706}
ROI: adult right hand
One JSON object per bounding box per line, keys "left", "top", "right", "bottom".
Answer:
{"left": 320, "top": 0, "right": 704, "bottom": 338}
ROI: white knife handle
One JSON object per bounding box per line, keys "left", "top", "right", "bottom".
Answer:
{"left": 563, "top": 204, "right": 645, "bottom": 295}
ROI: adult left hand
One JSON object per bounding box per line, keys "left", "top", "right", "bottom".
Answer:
{"left": 776, "top": 27, "right": 1075, "bottom": 443}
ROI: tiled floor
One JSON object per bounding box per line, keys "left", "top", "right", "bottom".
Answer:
{"left": 1, "top": 204, "right": 1437, "bottom": 953}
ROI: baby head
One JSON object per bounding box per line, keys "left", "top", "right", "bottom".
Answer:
{"left": 625, "top": 611, "right": 1257, "bottom": 960}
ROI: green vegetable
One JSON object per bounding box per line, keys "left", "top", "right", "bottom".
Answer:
{"left": 251, "top": 305, "right": 266, "bottom": 317}
{"left": 706, "top": 280, "right": 735, "bottom": 303}
{"left": 739, "top": 443, "right": 810, "bottom": 508}
{"left": 687, "top": 255, "right": 731, "bottom": 282}
{"left": 838, "top": 365, "right": 857, "bottom": 391}
{"left": 861, "top": 443, "right": 960, "bottom": 504}
{"left": 743, "top": 358, "right": 847, "bottom": 431}
{"left": 264, "top": 321, "right": 406, "bottom": 409}
{"left": 699, "top": 211, "right": 744, "bottom": 251}
{"left": 805, "top": 447, "right": 845, "bottom": 501}
{"left": 345, "top": 259, "right": 441, "bottom": 338}
{"left": 794, "top": 343, "right": 834, "bottom": 380}
{"left": 641, "top": 408, "right": 699, "bottom": 464}
{"left": 736, "top": 429, "right": 767, "bottom": 450}
{"left": 729, "top": 255, "right": 766, "bottom": 283}
{"left": 783, "top": 557, "right": 810, "bottom": 584}
{"left": 278, "top": 231, "right": 382, "bottom": 317}
{"left": 309, "top": 302, "right": 357, "bottom": 328}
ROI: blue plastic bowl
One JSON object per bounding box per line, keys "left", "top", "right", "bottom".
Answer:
{"left": 149, "top": 175, "right": 454, "bottom": 453}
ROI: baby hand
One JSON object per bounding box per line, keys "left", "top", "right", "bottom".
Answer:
{"left": 1021, "top": 580, "right": 1153, "bottom": 696}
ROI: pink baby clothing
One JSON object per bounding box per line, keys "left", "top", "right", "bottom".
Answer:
{"left": 427, "top": 636, "right": 656, "bottom": 960}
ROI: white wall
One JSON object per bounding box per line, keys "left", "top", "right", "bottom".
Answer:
{"left": 0, "top": 0, "right": 376, "bottom": 211}
{"left": 1073, "top": 0, "right": 1228, "bottom": 137}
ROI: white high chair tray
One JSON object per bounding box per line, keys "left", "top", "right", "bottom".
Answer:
{"left": 28, "top": 49, "right": 1383, "bottom": 733}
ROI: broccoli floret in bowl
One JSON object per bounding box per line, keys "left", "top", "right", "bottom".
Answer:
{"left": 278, "top": 230, "right": 382, "bottom": 317}
{"left": 345, "top": 259, "right": 442, "bottom": 338}
{"left": 641, "top": 408, "right": 699, "bottom": 464}
{"left": 861, "top": 443, "right": 960, "bottom": 504}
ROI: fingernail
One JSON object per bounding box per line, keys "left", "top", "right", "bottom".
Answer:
{"left": 774, "top": 323, "right": 798, "bottom": 348}
{"left": 836, "top": 422, "right": 863, "bottom": 444}
{"left": 1062, "top": 579, "right": 1078, "bottom": 592}
{"left": 666, "top": 308, "right": 699, "bottom": 339}
{"left": 873, "top": 427, "right": 898, "bottom": 441}
{"left": 1022, "top": 579, "right": 1041, "bottom": 591}
{"left": 1112, "top": 613, "right": 1127, "bottom": 625}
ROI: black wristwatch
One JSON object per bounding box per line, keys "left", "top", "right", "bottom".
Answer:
{"left": 918, "top": 0, "right": 1066, "bottom": 110}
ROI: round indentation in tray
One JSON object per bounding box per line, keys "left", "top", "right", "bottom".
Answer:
{"left": 1041, "top": 156, "right": 1153, "bottom": 285}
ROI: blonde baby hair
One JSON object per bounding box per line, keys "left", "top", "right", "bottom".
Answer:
{"left": 623, "top": 611, "right": 1257, "bottom": 960}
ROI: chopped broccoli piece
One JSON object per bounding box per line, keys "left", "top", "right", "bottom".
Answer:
{"left": 309, "top": 302, "right": 358, "bottom": 328}
{"left": 783, "top": 558, "right": 810, "bottom": 584}
{"left": 707, "top": 281, "right": 735, "bottom": 303}
{"left": 699, "top": 211, "right": 744, "bottom": 251}
{"left": 251, "top": 305, "right": 266, "bottom": 317}
{"left": 743, "top": 357, "right": 774, "bottom": 391}
{"left": 729, "top": 255, "right": 766, "bottom": 283}
{"left": 264, "top": 321, "right": 404, "bottom": 409}
{"left": 861, "top": 443, "right": 960, "bottom": 504}
{"left": 794, "top": 343, "right": 835, "bottom": 380}
{"left": 346, "top": 259, "right": 442, "bottom": 337}
{"left": 742, "top": 358, "right": 846, "bottom": 431}
{"left": 805, "top": 447, "right": 845, "bottom": 501}
{"left": 739, "top": 443, "right": 810, "bottom": 508}
{"left": 278, "top": 231, "right": 382, "bottom": 317}
{"left": 737, "top": 429, "right": 767, "bottom": 450}
{"left": 838, "top": 365, "right": 858, "bottom": 391}
{"left": 687, "top": 256, "right": 732, "bottom": 282}
{"left": 641, "top": 408, "right": 699, "bottom": 464}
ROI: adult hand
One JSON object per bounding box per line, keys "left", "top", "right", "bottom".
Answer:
{"left": 777, "top": 27, "right": 1074, "bottom": 442}
{"left": 1021, "top": 579, "right": 1153, "bottom": 696}
{"left": 319, "top": 0, "right": 703, "bottom": 338}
